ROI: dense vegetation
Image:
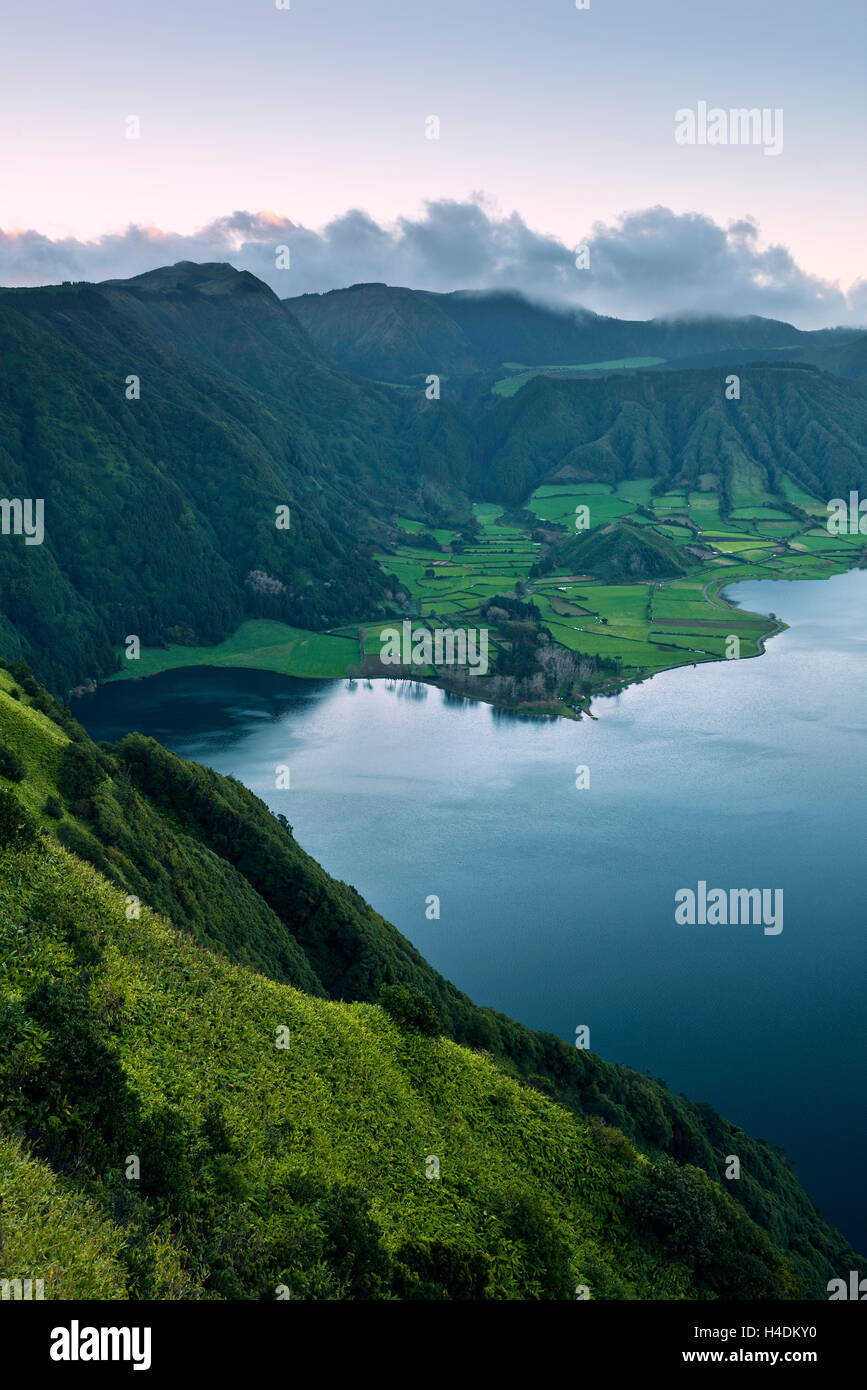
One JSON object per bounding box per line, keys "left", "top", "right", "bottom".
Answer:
{"left": 0, "top": 664, "right": 860, "bottom": 1299}
{"left": 0, "top": 264, "right": 474, "bottom": 693}
{"left": 470, "top": 363, "right": 867, "bottom": 504}
{"left": 2, "top": 264, "right": 867, "bottom": 700}
{"left": 287, "top": 282, "right": 867, "bottom": 385}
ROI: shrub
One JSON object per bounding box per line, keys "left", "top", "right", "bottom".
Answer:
{"left": 393, "top": 1240, "right": 492, "bottom": 1299}
{"left": 9, "top": 662, "right": 39, "bottom": 697}
{"left": 137, "top": 1106, "right": 198, "bottom": 1212}
{"left": 628, "top": 1158, "right": 723, "bottom": 1269}
{"left": 319, "top": 1184, "right": 393, "bottom": 1299}
{"left": 42, "top": 794, "right": 64, "bottom": 819}
{"left": 0, "top": 745, "right": 25, "bottom": 782}
{"left": 492, "top": 1189, "right": 575, "bottom": 1299}
{"left": 379, "top": 982, "right": 440, "bottom": 1036}
{"left": 21, "top": 977, "right": 141, "bottom": 1175}
{"left": 0, "top": 787, "right": 39, "bottom": 849}
{"left": 58, "top": 742, "right": 104, "bottom": 804}
{"left": 628, "top": 1156, "right": 786, "bottom": 1298}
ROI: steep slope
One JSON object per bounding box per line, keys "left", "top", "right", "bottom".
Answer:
{"left": 0, "top": 816, "right": 799, "bottom": 1301}
{"left": 473, "top": 363, "right": 867, "bottom": 503}
{"left": 0, "top": 664, "right": 859, "bottom": 1298}
{"left": 0, "top": 265, "right": 474, "bottom": 694}
{"left": 286, "top": 282, "right": 480, "bottom": 383}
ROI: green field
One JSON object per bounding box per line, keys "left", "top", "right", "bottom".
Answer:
{"left": 529, "top": 491, "right": 635, "bottom": 527}
{"left": 493, "top": 359, "right": 666, "bottom": 397}
{"left": 104, "top": 469, "right": 863, "bottom": 711}
{"left": 395, "top": 516, "right": 460, "bottom": 545}
{"left": 109, "top": 621, "right": 359, "bottom": 682}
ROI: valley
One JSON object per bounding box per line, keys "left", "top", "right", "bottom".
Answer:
{"left": 2, "top": 263, "right": 867, "bottom": 1301}
{"left": 3, "top": 0, "right": 865, "bottom": 1324}
{"left": 2, "top": 264, "right": 866, "bottom": 714}
{"left": 108, "top": 466, "right": 867, "bottom": 717}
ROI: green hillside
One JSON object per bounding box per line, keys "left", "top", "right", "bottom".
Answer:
{"left": 474, "top": 364, "right": 867, "bottom": 504}
{"left": 0, "top": 664, "right": 859, "bottom": 1299}
{"left": 0, "top": 265, "right": 474, "bottom": 695}
{"left": 558, "top": 522, "right": 689, "bottom": 582}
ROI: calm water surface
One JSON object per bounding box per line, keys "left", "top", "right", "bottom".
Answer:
{"left": 78, "top": 570, "right": 867, "bottom": 1251}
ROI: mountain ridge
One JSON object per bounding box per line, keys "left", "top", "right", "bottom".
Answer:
{"left": 286, "top": 279, "right": 867, "bottom": 384}
{"left": 2, "top": 261, "right": 866, "bottom": 696}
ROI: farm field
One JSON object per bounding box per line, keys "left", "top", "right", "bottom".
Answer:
{"left": 108, "top": 472, "right": 864, "bottom": 709}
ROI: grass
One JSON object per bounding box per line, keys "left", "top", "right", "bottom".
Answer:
{"left": 108, "top": 620, "right": 359, "bottom": 683}
{"left": 0, "top": 829, "right": 701, "bottom": 1300}
{"left": 528, "top": 492, "right": 635, "bottom": 527}
{"left": 0, "top": 669, "right": 66, "bottom": 816}
{"left": 395, "top": 517, "right": 460, "bottom": 545}
{"left": 0, "top": 1135, "right": 129, "bottom": 1299}
{"left": 94, "top": 468, "right": 865, "bottom": 711}
{"left": 492, "top": 359, "right": 666, "bottom": 397}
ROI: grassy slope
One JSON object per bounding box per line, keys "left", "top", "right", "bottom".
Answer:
{"left": 0, "top": 836, "right": 694, "bottom": 1300}
{"left": 0, "top": 672, "right": 860, "bottom": 1299}
{"left": 557, "top": 523, "right": 689, "bottom": 583}
{"left": 0, "top": 823, "right": 811, "bottom": 1303}
{"left": 0, "top": 1134, "right": 129, "bottom": 1299}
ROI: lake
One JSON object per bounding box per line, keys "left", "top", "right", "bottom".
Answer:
{"left": 77, "top": 570, "right": 867, "bottom": 1252}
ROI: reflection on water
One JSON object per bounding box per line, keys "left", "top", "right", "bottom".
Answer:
{"left": 77, "top": 570, "right": 867, "bottom": 1251}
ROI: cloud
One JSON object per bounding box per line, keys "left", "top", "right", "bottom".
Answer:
{"left": 0, "top": 202, "right": 863, "bottom": 329}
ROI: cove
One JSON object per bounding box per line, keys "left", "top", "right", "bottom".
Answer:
{"left": 77, "top": 569, "right": 867, "bottom": 1253}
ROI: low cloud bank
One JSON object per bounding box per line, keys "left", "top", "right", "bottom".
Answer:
{"left": 1, "top": 201, "right": 863, "bottom": 328}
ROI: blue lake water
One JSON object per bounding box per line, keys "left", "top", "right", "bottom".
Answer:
{"left": 77, "top": 570, "right": 867, "bottom": 1252}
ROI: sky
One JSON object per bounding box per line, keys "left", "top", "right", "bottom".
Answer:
{"left": 0, "top": 0, "right": 864, "bottom": 325}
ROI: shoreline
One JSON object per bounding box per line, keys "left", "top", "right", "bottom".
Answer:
{"left": 74, "top": 560, "right": 863, "bottom": 721}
